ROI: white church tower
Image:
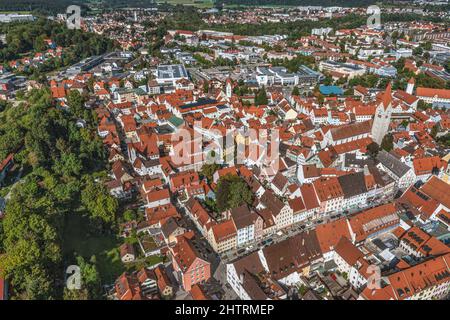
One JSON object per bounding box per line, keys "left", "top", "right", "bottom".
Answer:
{"left": 225, "top": 78, "right": 233, "bottom": 99}
{"left": 371, "top": 82, "right": 393, "bottom": 145}
{"left": 406, "top": 77, "right": 415, "bottom": 95}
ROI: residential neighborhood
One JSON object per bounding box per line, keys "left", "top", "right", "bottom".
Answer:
{"left": 0, "top": 0, "right": 449, "bottom": 303}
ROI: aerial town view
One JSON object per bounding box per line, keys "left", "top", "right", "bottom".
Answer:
{"left": 0, "top": 0, "right": 450, "bottom": 307}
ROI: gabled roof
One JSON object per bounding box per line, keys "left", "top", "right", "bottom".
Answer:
{"left": 386, "top": 253, "right": 450, "bottom": 300}
{"left": 329, "top": 120, "right": 372, "bottom": 141}
{"left": 260, "top": 190, "right": 285, "bottom": 217}
{"left": 338, "top": 172, "right": 368, "bottom": 199}
{"left": 348, "top": 203, "right": 399, "bottom": 242}
{"left": 171, "top": 234, "right": 209, "bottom": 273}
{"left": 334, "top": 236, "right": 364, "bottom": 266}
{"left": 288, "top": 197, "right": 306, "bottom": 214}
{"left": 300, "top": 183, "right": 320, "bottom": 211}
{"left": 0, "top": 153, "right": 13, "bottom": 172}
{"left": 271, "top": 171, "right": 288, "bottom": 192}
{"left": 262, "top": 231, "right": 321, "bottom": 280}
{"left": 315, "top": 218, "right": 351, "bottom": 255}
{"left": 230, "top": 205, "right": 259, "bottom": 229}
{"left": 416, "top": 87, "right": 450, "bottom": 100}
{"left": 377, "top": 150, "right": 412, "bottom": 178}
{"left": 420, "top": 176, "right": 450, "bottom": 209}
{"left": 212, "top": 219, "right": 237, "bottom": 243}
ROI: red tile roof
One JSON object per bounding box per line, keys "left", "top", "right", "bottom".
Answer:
{"left": 416, "top": 87, "right": 450, "bottom": 100}
{"left": 348, "top": 203, "right": 399, "bottom": 243}
{"left": 315, "top": 218, "right": 351, "bottom": 254}
{"left": 420, "top": 176, "right": 450, "bottom": 209}
{"left": 0, "top": 153, "right": 13, "bottom": 172}
{"left": 212, "top": 219, "right": 236, "bottom": 243}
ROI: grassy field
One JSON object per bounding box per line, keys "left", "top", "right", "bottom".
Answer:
{"left": 62, "top": 212, "right": 125, "bottom": 285}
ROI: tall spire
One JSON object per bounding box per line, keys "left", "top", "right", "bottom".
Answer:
{"left": 381, "top": 82, "right": 392, "bottom": 110}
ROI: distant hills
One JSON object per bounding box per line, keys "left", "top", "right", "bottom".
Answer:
{"left": 215, "top": 0, "right": 398, "bottom": 8}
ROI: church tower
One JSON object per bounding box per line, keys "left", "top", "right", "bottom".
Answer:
{"left": 371, "top": 82, "right": 393, "bottom": 145}
{"left": 406, "top": 77, "right": 415, "bottom": 95}
{"left": 225, "top": 78, "right": 233, "bottom": 99}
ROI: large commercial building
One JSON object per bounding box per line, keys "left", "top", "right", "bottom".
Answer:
{"left": 155, "top": 64, "right": 189, "bottom": 86}
{"left": 256, "top": 65, "right": 322, "bottom": 87}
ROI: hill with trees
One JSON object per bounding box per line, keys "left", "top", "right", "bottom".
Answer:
{"left": 0, "top": 88, "right": 117, "bottom": 299}
{"left": 0, "top": 18, "right": 117, "bottom": 67}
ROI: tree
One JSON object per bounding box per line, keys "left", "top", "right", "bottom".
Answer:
{"left": 200, "top": 163, "right": 221, "bottom": 183}
{"left": 53, "top": 152, "right": 83, "bottom": 178}
{"left": 291, "top": 86, "right": 300, "bottom": 96}
{"left": 380, "top": 134, "right": 394, "bottom": 152}
{"left": 417, "top": 100, "right": 431, "bottom": 111}
{"left": 67, "top": 90, "right": 85, "bottom": 118}
{"left": 123, "top": 209, "right": 137, "bottom": 222}
{"left": 430, "top": 124, "right": 438, "bottom": 139}
{"left": 255, "top": 87, "right": 268, "bottom": 106}
{"left": 422, "top": 41, "right": 432, "bottom": 51}
{"left": 0, "top": 100, "right": 7, "bottom": 113}
{"left": 317, "top": 93, "right": 325, "bottom": 105}
{"left": 0, "top": 86, "right": 113, "bottom": 299}
{"left": 437, "top": 133, "right": 450, "bottom": 148}
{"left": 416, "top": 73, "right": 446, "bottom": 89}
{"left": 63, "top": 255, "right": 101, "bottom": 300}
{"left": 413, "top": 46, "right": 423, "bottom": 56}
{"left": 0, "top": 175, "right": 61, "bottom": 300}
{"left": 366, "top": 142, "right": 380, "bottom": 160}
{"left": 81, "top": 177, "right": 118, "bottom": 229}
{"left": 203, "top": 81, "right": 209, "bottom": 94}
{"left": 216, "top": 174, "right": 253, "bottom": 212}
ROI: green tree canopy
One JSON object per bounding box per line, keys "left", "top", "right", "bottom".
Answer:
{"left": 381, "top": 134, "right": 394, "bottom": 152}
{"left": 200, "top": 163, "right": 221, "bottom": 183}
{"left": 366, "top": 142, "right": 380, "bottom": 160}
{"left": 81, "top": 177, "right": 118, "bottom": 229}
{"left": 255, "top": 87, "right": 268, "bottom": 106}
{"left": 216, "top": 174, "right": 253, "bottom": 212}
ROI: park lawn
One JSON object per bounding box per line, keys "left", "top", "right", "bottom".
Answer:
{"left": 62, "top": 212, "right": 125, "bottom": 285}
{"left": 124, "top": 255, "right": 165, "bottom": 272}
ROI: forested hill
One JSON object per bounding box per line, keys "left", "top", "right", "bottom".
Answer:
{"left": 215, "top": 0, "right": 395, "bottom": 7}
{"left": 0, "top": 0, "right": 90, "bottom": 15}
{"left": 0, "top": 18, "right": 117, "bottom": 78}
{"left": 0, "top": 0, "right": 158, "bottom": 13}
